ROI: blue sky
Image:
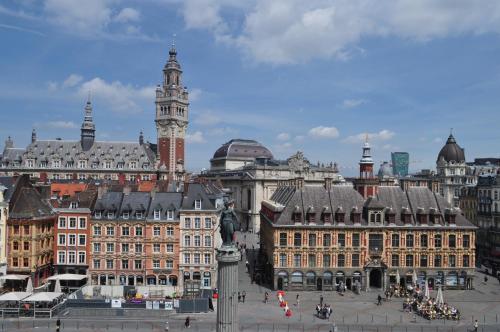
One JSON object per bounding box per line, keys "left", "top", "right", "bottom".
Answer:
{"left": 1, "top": 0, "right": 500, "bottom": 176}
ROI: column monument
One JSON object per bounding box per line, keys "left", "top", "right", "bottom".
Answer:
{"left": 216, "top": 200, "right": 241, "bottom": 332}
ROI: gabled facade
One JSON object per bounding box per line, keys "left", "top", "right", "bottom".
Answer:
{"left": 6, "top": 175, "right": 56, "bottom": 286}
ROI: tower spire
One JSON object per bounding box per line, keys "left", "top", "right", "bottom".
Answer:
{"left": 81, "top": 98, "right": 95, "bottom": 151}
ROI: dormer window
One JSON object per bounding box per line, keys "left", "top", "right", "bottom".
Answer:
{"left": 107, "top": 211, "right": 115, "bottom": 219}
{"left": 130, "top": 161, "right": 137, "bottom": 169}
{"left": 195, "top": 199, "right": 202, "bottom": 210}
{"left": 70, "top": 202, "right": 78, "bottom": 209}
{"left": 40, "top": 161, "right": 47, "bottom": 168}
{"left": 67, "top": 161, "right": 74, "bottom": 168}
{"left": 105, "top": 161, "right": 112, "bottom": 169}
{"left": 26, "top": 160, "right": 34, "bottom": 168}
{"left": 136, "top": 211, "right": 144, "bottom": 219}
{"left": 142, "top": 163, "right": 149, "bottom": 170}
{"left": 167, "top": 210, "right": 174, "bottom": 220}
{"left": 53, "top": 160, "right": 61, "bottom": 168}
{"left": 122, "top": 211, "right": 130, "bottom": 219}
{"left": 117, "top": 162, "right": 124, "bottom": 169}
{"left": 95, "top": 211, "right": 102, "bottom": 219}
{"left": 79, "top": 160, "right": 87, "bottom": 169}
{"left": 154, "top": 209, "right": 161, "bottom": 220}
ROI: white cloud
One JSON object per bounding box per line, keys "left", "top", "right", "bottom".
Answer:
{"left": 36, "top": 120, "right": 78, "bottom": 129}
{"left": 189, "top": 88, "right": 203, "bottom": 101}
{"left": 192, "top": 110, "right": 222, "bottom": 126}
{"left": 77, "top": 77, "right": 155, "bottom": 114}
{"left": 42, "top": 1, "right": 154, "bottom": 41}
{"left": 62, "top": 74, "right": 83, "bottom": 88}
{"left": 180, "top": 0, "right": 500, "bottom": 64}
{"left": 277, "top": 132, "right": 290, "bottom": 141}
{"left": 113, "top": 8, "right": 140, "bottom": 23}
{"left": 342, "top": 98, "right": 366, "bottom": 109}
{"left": 343, "top": 129, "right": 395, "bottom": 144}
{"left": 44, "top": 0, "right": 113, "bottom": 37}
{"left": 308, "top": 126, "right": 339, "bottom": 139}
{"left": 186, "top": 131, "right": 206, "bottom": 143}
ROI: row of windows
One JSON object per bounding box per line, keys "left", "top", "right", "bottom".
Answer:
{"left": 391, "top": 234, "right": 470, "bottom": 248}
{"left": 183, "top": 235, "right": 212, "bottom": 247}
{"left": 11, "top": 241, "right": 30, "bottom": 251}
{"left": 280, "top": 233, "right": 354, "bottom": 247}
{"left": 26, "top": 159, "right": 149, "bottom": 170}
{"left": 279, "top": 253, "right": 358, "bottom": 268}
{"left": 159, "top": 105, "right": 186, "bottom": 117}
{"left": 57, "top": 251, "right": 86, "bottom": 264}
{"left": 93, "top": 259, "right": 173, "bottom": 270}
{"left": 58, "top": 217, "right": 87, "bottom": 229}
{"left": 280, "top": 233, "right": 471, "bottom": 249}
{"left": 11, "top": 225, "right": 31, "bottom": 235}
{"left": 183, "top": 218, "right": 212, "bottom": 229}
{"left": 93, "top": 225, "right": 175, "bottom": 237}
{"left": 279, "top": 253, "right": 471, "bottom": 268}
{"left": 93, "top": 242, "right": 176, "bottom": 253}
{"left": 11, "top": 257, "right": 29, "bottom": 268}
{"left": 58, "top": 234, "right": 86, "bottom": 246}
{"left": 182, "top": 253, "right": 212, "bottom": 265}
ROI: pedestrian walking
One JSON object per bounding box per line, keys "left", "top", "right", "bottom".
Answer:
{"left": 484, "top": 276, "right": 488, "bottom": 283}
{"left": 184, "top": 317, "right": 190, "bottom": 328}
{"left": 474, "top": 319, "right": 478, "bottom": 332}
{"left": 56, "top": 319, "right": 61, "bottom": 332}
{"left": 164, "top": 321, "right": 169, "bottom": 332}
{"left": 242, "top": 291, "right": 246, "bottom": 303}
{"left": 296, "top": 294, "right": 300, "bottom": 306}
{"left": 320, "top": 295, "right": 324, "bottom": 307}
{"left": 264, "top": 292, "right": 269, "bottom": 303}
{"left": 377, "top": 294, "right": 382, "bottom": 305}
{"left": 238, "top": 292, "right": 241, "bottom": 302}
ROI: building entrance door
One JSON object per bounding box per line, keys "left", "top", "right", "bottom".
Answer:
{"left": 369, "top": 269, "right": 383, "bottom": 288}
{"left": 316, "top": 277, "right": 322, "bottom": 291}
{"left": 277, "top": 278, "right": 283, "bottom": 290}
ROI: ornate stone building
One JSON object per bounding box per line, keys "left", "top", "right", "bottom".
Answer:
{"left": 436, "top": 134, "right": 476, "bottom": 207}
{"left": 0, "top": 45, "right": 190, "bottom": 181}
{"left": 6, "top": 175, "right": 56, "bottom": 286}
{"left": 260, "top": 182, "right": 477, "bottom": 292}
{"left": 201, "top": 140, "right": 345, "bottom": 232}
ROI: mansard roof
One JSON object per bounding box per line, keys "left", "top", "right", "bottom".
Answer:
{"left": 20, "top": 139, "right": 156, "bottom": 169}
{"left": 265, "top": 184, "right": 475, "bottom": 229}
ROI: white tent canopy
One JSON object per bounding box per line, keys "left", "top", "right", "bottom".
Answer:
{"left": 46, "top": 274, "right": 87, "bottom": 281}
{"left": 0, "top": 275, "right": 29, "bottom": 281}
{"left": 22, "top": 292, "right": 64, "bottom": 303}
{"left": 0, "top": 292, "right": 32, "bottom": 302}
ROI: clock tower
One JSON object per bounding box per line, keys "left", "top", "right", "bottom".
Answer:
{"left": 155, "top": 43, "right": 189, "bottom": 179}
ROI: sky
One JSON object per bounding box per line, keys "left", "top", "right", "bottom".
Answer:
{"left": 1, "top": 0, "right": 500, "bottom": 176}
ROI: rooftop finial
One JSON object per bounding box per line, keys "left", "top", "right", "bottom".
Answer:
{"left": 365, "top": 133, "right": 369, "bottom": 143}
{"left": 172, "top": 33, "right": 176, "bottom": 49}
{"left": 450, "top": 127, "right": 453, "bottom": 136}
{"left": 87, "top": 90, "right": 92, "bottom": 105}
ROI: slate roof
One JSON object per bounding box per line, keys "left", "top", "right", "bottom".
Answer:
{"left": 148, "top": 192, "right": 182, "bottom": 220}
{"left": 181, "top": 183, "right": 217, "bottom": 210}
{"left": 266, "top": 184, "right": 475, "bottom": 229}
{"left": 212, "top": 139, "right": 273, "bottom": 160}
{"left": 9, "top": 175, "right": 54, "bottom": 220}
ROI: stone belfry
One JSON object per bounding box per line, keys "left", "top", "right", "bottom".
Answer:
{"left": 155, "top": 42, "right": 189, "bottom": 179}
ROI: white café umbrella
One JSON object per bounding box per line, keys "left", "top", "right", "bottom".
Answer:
{"left": 54, "top": 279, "right": 61, "bottom": 293}
{"left": 26, "top": 277, "right": 33, "bottom": 293}
{"left": 412, "top": 270, "right": 418, "bottom": 286}
{"left": 436, "top": 286, "right": 444, "bottom": 306}
{"left": 396, "top": 270, "right": 401, "bottom": 285}
{"left": 424, "top": 280, "right": 430, "bottom": 298}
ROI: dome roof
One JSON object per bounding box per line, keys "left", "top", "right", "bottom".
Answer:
{"left": 437, "top": 134, "right": 465, "bottom": 163}
{"left": 378, "top": 161, "right": 393, "bottom": 178}
{"left": 212, "top": 139, "right": 274, "bottom": 160}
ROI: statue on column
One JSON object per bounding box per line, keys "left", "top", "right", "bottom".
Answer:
{"left": 219, "top": 200, "right": 238, "bottom": 246}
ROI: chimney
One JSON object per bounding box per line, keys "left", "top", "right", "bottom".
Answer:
{"left": 183, "top": 180, "right": 190, "bottom": 196}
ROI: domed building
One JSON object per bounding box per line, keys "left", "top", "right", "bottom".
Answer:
{"left": 202, "top": 139, "right": 344, "bottom": 232}
{"left": 210, "top": 139, "right": 274, "bottom": 171}
{"left": 436, "top": 133, "right": 476, "bottom": 206}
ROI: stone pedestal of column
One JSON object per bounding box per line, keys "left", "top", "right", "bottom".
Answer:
{"left": 216, "top": 245, "right": 241, "bottom": 332}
